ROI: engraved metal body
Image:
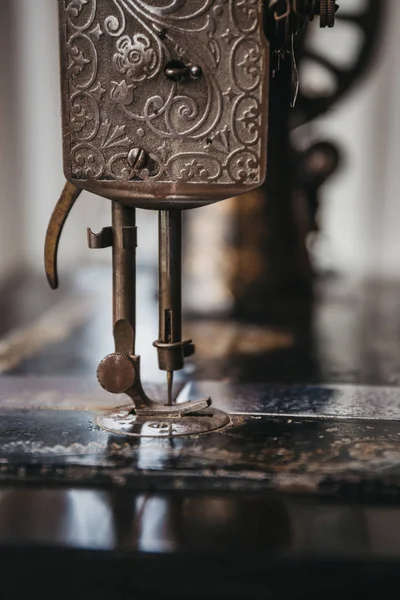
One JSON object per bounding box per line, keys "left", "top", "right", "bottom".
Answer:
{"left": 59, "top": 0, "right": 269, "bottom": 210}
{"left": 46, "top": 1, "right": 331, "bottom": 437}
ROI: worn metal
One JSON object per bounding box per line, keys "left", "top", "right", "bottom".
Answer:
{"left": 87, "top": 226, "right": 113, "bottom": 249}
{"left": 99, "top": 405, "right": 230, "bottom": 438}
{"left": 57, "top": 0, "right": 270, "bottom": 209}
{"left": 111, "top": 203, "right": 137, "bottom": 356}
{"left": 1, "top": 383, "right": 400, "bottom": 498}
{"left": 188, "top": 381, "right": 400, "bottom": 421}
{"left": 154, "top": 210, "right": 190, "bottom": 377}
{"left": 44, "top": 182, "right": 82, "bottom": 289}
{"left": 46, "top": 1, "right": 332, "bottom": 432}
{"left": 97, "top": 353, "right": 136, "bottom": 395}
{"left": 92, "top": 201, "right": 213, "bottom": 421}
{"left": 319, "top": 0, "right": 337, "bottom": 28}
{"left": 50, "top": 0, "right": 273, "bottom": 425}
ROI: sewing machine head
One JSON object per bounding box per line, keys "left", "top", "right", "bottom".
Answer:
{"left": 59, "top": 0, "right": 270, "bottom": 210}
{"left": 45, "top": 0, "right": 336, "bottom": 437}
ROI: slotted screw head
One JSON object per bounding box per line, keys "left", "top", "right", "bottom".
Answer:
{"left": 127, "top": 147, "right": 149, "bottom": 170}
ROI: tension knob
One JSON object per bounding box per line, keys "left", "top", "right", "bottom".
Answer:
{"left": 97, "top": 353, "right": 136, "bottom": 394}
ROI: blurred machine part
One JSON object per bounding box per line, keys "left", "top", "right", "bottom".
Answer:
{"left": 231, "top": 0, "right": 385, "bottom": 322}
{"left": 185, "top": 0, "right": 385, "bottom": 324}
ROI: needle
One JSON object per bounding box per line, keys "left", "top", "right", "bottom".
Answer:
{"left": 167, "top": 370, "right": 173, "bottom": 406}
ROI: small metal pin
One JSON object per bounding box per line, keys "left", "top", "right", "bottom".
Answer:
{"left": 290, "top": 34, "right": 299, "bottom": 108}
{"left": 167, "top": 370, "right": 173, "bottom": 406}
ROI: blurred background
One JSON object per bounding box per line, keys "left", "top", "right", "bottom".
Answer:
{"left": 0, "top": 0, "right": 398, "bottom": 385}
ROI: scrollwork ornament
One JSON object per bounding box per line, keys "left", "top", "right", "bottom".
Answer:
{"left": 61, "top": 0, "right": 268, "bottom": 195}
{"left": 70, "top": 92, "right": 100, "bottom": 142}
{"left": 231, "top": 0, "right": 258, "bottom": 34}
{"left": 232, "top": 38, "right": 263, "bottom": 92}
{"left": 107, "top": 152, "right": 135, "bottom": 180}
{"left": 71, "top": 144, "right": 105, "bottom": 179}
{"left": 169, "top": 154, "right": 222, "bottom": 183}
{"left": 233, "top": 96, "right": 261, "bottom": 146}
{"left": 104, "top": 0, "right": 127, "bottom": 37}
{"left": 227, "top": 149, "right": 260, "bottom": 184}
{"left": 67, "top": 34, "right": 97, "bottom": 90}
{"left": 66, "top": 0, "right": 97, "bottom": 32}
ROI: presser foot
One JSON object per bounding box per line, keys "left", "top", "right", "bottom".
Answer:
{"left": 98, "top": 406, "right": 230, "bottom": 438}
{"left": 97, "top": 354, "right": 230, "bottom": 437}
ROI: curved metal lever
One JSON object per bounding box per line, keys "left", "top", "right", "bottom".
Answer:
{"left": 44, "top": 182, "right": 82, "bottom": 289}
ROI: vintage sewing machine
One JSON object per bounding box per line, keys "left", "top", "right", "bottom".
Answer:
{"left": 5, "top": 2, "right": 400, "bottom": 598}
{"left": 44, "top": 0, "right": 336, "bottom": 438}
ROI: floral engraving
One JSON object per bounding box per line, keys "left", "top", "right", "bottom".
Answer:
{"left": 113, "top": 34, "right": 157, "bottom": 82}
{"left": 110, "top": 80, "right": 135, "bottom": 105}
{"left": 60, "top": 0, "right": 268, "bottom": 190}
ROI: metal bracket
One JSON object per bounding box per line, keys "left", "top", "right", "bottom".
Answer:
{"left": 122, "top": 226, "right": 137, "bottom": 250}
{"left": 87, "top": 227, "right": 113, "bottom": 249}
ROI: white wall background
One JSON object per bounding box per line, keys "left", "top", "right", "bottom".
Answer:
{"left": 0, "top": 0, "right": 399, "bottom": 284}
{"left": 0, "top": 1, "right": 23, "bottom": 279}
{"left": 310, "top": 0, "right": 400, "bottom": 279}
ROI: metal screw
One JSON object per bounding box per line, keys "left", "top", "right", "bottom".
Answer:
{"left": 127, "top": 147, "right": 149, "bottom": 170}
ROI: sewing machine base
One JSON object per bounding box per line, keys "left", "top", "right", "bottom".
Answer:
{"left": 98, "top": 405, "right": 230, "bottom": 438}
{"left": 2, "top": 377, "right": 400, "bottom": 498}
{"left": 2, "top": 378, "right": 400, "bottom": 598}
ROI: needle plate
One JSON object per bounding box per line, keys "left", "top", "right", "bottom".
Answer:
{"left": 98, "top": 406, "right": 231, "bottom": 438}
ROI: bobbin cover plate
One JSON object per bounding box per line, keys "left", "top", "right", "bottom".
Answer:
{"left": 58, "top": 0, "right": 269, "bottom": 209}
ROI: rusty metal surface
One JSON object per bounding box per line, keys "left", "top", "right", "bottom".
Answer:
{"left": 0, "top": 377, "right": 400, "bottom": 498}
{"left": 0, "top": 408, "right": 400, "bottom": 498}
{"left": 44, "top": 182, "right": 82, "bottom": 290}
{"left": 54, "top": 0, "right": 272, "bottom": 414}
{"left": 99, "top": 405, "right": 230, "bottom": 438}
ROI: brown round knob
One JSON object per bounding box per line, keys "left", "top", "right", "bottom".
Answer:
{"left": 97, "top": 353, "right": 136, "bottom": 394}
